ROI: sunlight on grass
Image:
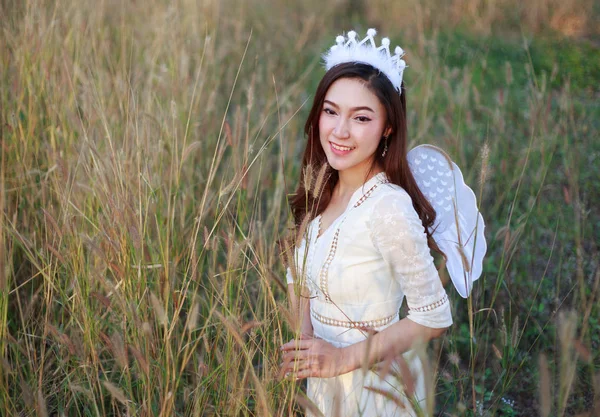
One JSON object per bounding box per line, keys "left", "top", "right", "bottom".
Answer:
{"left": 1, "top": 0, "right": 598, "bottom": 415}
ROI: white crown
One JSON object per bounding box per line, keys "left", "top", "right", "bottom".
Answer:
{"left": 323, "top": 28, "right": 407, "bottom": 94}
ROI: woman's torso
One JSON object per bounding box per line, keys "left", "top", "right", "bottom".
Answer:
{"left": 293, "top": 172, "right": 406, "bottom": 347}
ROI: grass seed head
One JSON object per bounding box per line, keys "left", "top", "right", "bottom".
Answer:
{"left": 479, "top": 142, "right": 490, "bottom": 187}
{"left": 186, "top": 302, "right": 200, "bottom": 332}
{"left": 312, "top": 162, "right": 329, "bottom": 199}
{"left": 448, "top": 351, "right": 460, "bottom": 367}
{"left": 102, "top": 380, "right": 128, "bottom": 405}
{"left": 303, "top": 164, "right": 314, "bottom": 194}
{"left": 149, "top": 292, "right": 168, "bottom": 326}
{"left": 110, "top": 331, "right": 128, "bottom": 370}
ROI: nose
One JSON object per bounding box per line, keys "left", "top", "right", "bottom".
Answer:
{"left": 332, "top": 117, "right": 350, "bottom": 139}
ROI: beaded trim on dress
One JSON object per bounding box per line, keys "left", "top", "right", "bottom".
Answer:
{"left": 410, "top": 294, "right": 449, "bottom": 313}
{"left": 311, "top": 310, "right": 396, "bottom": 329}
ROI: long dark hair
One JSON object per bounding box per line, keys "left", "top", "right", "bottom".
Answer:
{"left": 290, "top": 62, "right": 441, "bottom": 254}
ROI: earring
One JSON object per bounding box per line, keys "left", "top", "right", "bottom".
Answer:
{"left": 381, "top": 136, "right": 389, "bottom": 157}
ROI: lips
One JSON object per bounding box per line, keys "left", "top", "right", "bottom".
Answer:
{"left": 330, "top": 142, "right": 355, "bottom": 155}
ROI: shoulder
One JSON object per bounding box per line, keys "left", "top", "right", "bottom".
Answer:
{"left": 367, "top": 182, "right": 423, "bottom": 232}
{"left": 372, "top": 182, "right": 414, "bottom": 211}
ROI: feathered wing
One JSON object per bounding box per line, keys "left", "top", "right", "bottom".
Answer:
{"left": 407, "top": 145, "right": 487, "bottom": 298}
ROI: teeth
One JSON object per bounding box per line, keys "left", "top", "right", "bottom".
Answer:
{"left": 331, "top": 143, "right": 354, "bottom": 151}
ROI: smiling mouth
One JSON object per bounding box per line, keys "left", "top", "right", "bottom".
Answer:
{"left": 330, "top": 142, "right": 356, "bottom": 152}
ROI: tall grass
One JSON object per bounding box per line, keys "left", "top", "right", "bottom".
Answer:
{"left": 1, "top": 0, "right": 599, "bottom": 415}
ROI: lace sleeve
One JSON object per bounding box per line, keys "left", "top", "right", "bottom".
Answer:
{"left": 369, "top": 190, "right": 453, "bottom": 329}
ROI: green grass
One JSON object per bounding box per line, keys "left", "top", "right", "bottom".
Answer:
{"left": 1, "top": 0, "right": 599, "bottom": 416}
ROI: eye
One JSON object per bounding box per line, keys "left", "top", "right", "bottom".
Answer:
{"left": 355, "top": 116, "right": 371, "bottom": 122}
{"left": 323, "top": 108, "right": 336, "bottom": 115}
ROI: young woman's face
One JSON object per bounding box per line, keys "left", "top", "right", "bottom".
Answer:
{"left": 319, "top": 77, "right": 389, "bottom": 175}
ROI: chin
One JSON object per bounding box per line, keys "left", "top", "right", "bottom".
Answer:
{"left": 325, "top": 157, "right": 350, "bottom": 172}
{"left": 326, "top": 153, "right": 371, "bottom": 173}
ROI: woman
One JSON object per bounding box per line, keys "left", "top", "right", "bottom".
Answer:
{"left": 280, "top": 30, "right": 453, "bottom": 416}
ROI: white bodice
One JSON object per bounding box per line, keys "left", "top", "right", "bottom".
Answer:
{"left": 287, "top": 172, "right": 452, "bottom": 347}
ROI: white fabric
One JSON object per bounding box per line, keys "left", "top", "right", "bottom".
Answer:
{"left": 286, "top": 172, "right": 452, "bottom": 417}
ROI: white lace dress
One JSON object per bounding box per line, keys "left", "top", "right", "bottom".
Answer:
{"left": 286, "top": 172, "right": 453, "bottom": 417}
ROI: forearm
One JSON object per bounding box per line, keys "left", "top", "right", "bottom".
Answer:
{"left": 339, "top": 318, "right": 447, "bottom": 375}
{"left": 300, "top": 306, "right": 314, "bottom": 337}
{"left": 287, "top": 284, "right": 314, "bottom": 337}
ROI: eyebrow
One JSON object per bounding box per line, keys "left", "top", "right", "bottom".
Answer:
{"left": 323, "top": 100, "right": 375, "bottom": 113}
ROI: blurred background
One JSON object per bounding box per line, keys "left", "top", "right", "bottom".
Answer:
{"left": 1, "top": 0, "right": 599, "bottom": 415}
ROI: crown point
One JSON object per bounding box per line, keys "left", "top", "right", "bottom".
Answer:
{"left": 348, "top": 31, "right": 357, "bottom": 39}
{"left": 367, "top": 28, "right": 376, "bottom": 37}
{"left": 381, "top": 38, "right": 390, "bottom": 47}
{"left": 336, "top": 35, "right": 345, "bottom": 44}
{"left": 395, "top": 46, "right": 404, "bottom": 55}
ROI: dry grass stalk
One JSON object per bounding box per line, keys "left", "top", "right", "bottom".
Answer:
{"left": 128, "top": 345, "right": 150, "bottom": 377}
{"left": 295, "top": 212, "right": 311, "bottom": 248}
{"left": 282, "top": 236, "right": 296, "bottom": 283}
{"left": 213, "top": 310, "right": 270, "bottom": 415}
{"left": 558, "top": 310, "right": 578, "bottom": 416}
{"left": 36, "top": 389, "right": 48, "bottom": 417}
{"left": 1, "top": 0, "right": 598, "bottom": 415}
{"left": 364, "top": 386, "right": 407, "bottom": 409}
{"left": 46, "top": 323, "right": 76, "bottom": 355}
{"left": 539, "top": 353, "right": 551, "bottom": 417}
{"left": 457, "top": 243, "right": 471, "bottom": 273}
{"left": 42, "top": 209, "right": 63, "bottom": 240}
{"left": 240, "top": 320, "right": 261, "bottom": 334}
{"left": 594, "top": 372, "right": 600, "bottom": 414}
{"left": 294, "top": 393, "right": 326, "bottom": 417}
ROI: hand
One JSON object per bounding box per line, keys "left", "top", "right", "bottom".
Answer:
{"left": 280, "top": 337, "right": 346, "bottom": 380}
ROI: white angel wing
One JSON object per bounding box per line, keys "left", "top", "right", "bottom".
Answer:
{"left": 407, "top": 144, "right": 487, "bottom": 298}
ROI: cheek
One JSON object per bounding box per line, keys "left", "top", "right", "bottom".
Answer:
{"left": 358, "top": 127, "right": 383, "bottom": 149}
{"left": 318, "top": 116, "right": 329, "bottom": 135}
{"left": 318, "top": 119, "right": 333, "bottom": 145}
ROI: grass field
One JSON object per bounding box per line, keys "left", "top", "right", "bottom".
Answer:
{"left": 1, "top": 0, "right": 599, "bottom": 415}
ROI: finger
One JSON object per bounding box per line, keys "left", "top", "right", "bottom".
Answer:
{"left": 280, "top": 357, "right": 311, "bottom": 380}
{"left": 293, "top": 368, "right": 314, "bottom": 380}
{"left": 282, "top": 349, "right": 307, "bottom": 363}
{"left": 278, "top": 357, "right": 298, "bottom": 380}
{"left": 281, "top": 339, "right": 313, "bottom": 351}
{"left": 287, "top": 358, "right": 311, "bottom": 373}
{"left": 281, "top": 339, "right": 312, "bottom": 351}
{"left": 280, "top": 356, "right": 309, "bottom": 378}
{"left": 280, "top": 351, "right": 306, "bottom": 375}
{"left": 279, "top": 355, "right": 295, "bottom": 376}
{"left": 281, "top": 362, "right": 310, "bottom": 379}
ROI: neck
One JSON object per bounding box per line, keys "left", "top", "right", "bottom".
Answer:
{"left": 334, "top": 160, "right": 383, "bottom": 199}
